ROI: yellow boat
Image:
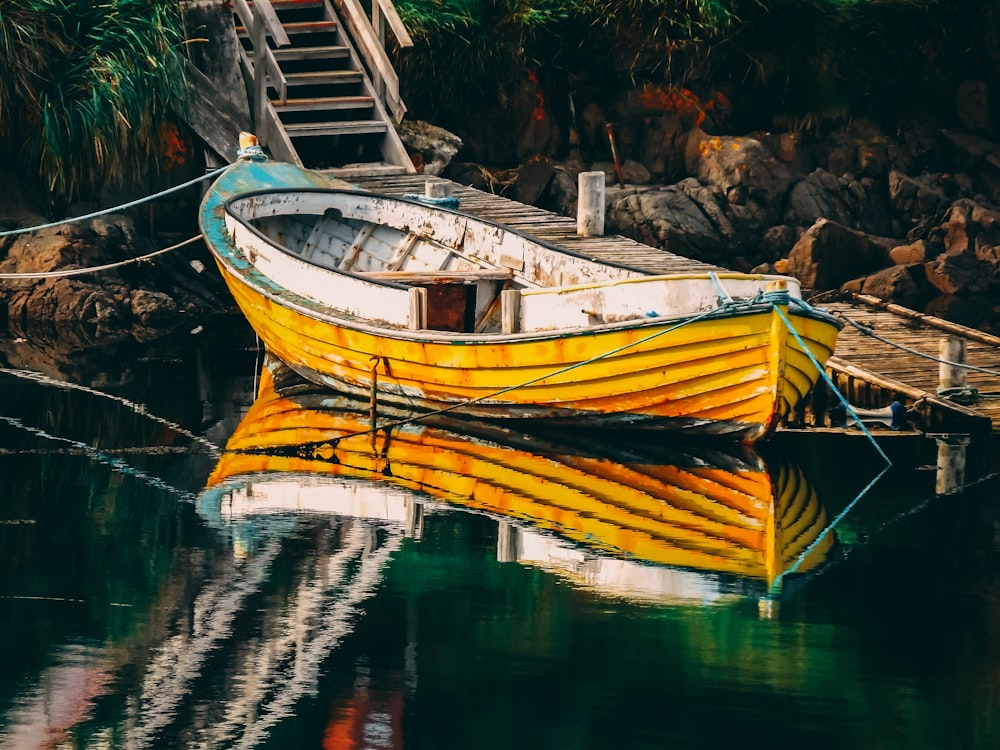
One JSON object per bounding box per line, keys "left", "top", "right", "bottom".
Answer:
{"left": 199, "top": 140, "right": 842, "bottom": 443}
{"left": 199, "top": 364, "right": 835, "bottom": 600}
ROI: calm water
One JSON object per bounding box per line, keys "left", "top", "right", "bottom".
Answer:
{"left": 1, "top": 317, "right": 997, "bottom": 749}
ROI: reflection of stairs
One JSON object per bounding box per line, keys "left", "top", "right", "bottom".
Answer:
{"left": 236, "top": 0, "right": 414, "bottom": 176}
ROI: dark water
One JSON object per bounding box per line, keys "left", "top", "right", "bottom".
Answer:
{"left": 0, "top": 317, "right": 997, "bottom": 749}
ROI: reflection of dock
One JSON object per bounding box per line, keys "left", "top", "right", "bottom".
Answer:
{"left": 353, "top": 175, "right": 1000, "bottom": 439}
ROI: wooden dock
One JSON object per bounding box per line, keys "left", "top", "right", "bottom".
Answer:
{"left": 354, "top": 174, "right": 1000, "bottom": 438}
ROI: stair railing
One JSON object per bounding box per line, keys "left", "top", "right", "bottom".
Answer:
{"left": 332, "top": 0, "right": 413, "bottom": 123}
{"left": 232, "top": 0, "right": 291, "bottom": 129}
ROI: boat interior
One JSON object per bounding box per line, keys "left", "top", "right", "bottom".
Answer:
{"left": 226, "top": 189, "right": 804, "bottom": 335}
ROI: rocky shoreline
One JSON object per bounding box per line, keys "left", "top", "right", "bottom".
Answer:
{"left": 3, "top": 78, "right": 999, "bottom": 343}
{"left": 427, "top": 79, "right": 1000, "bottom": 334}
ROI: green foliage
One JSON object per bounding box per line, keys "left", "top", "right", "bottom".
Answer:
{"left": 393, "top": 0, "right": 992, "bottom": 132}
{"left": 0, "top": 0, "right": 186, "bottom": 209}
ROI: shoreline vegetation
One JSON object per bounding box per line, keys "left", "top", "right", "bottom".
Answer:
{"left": 2, "top": 0, "right": 996, "bottom": 209}
{"left": 1, "top": 0, "right": 999, "bottom": 338}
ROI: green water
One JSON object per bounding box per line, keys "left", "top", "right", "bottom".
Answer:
{"left": 0, "top": 319, "right": 997, "bottom": 749}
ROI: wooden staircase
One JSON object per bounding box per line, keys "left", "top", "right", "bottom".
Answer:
{"left": 232, "top": 0, "right": 416, "bottom": 176}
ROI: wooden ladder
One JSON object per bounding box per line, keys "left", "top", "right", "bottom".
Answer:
{"left": 233, "top": 0, "right": 416, "bottom": 176}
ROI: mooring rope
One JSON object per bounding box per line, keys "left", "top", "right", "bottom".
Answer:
{"left": 0, "top": 234, "right": 204, "bottom": 280}
{"left": 838, "top": 313, "right": 1000, "bottom": 378}
{"left": 0, "top": 165, "right": 228, "bottom": 239}
{"left": 0, "top": 366, "right": 222, "bottom": 455}
{"left": 760, "top": 301, "right": 894, "bottom": 596}
{"left": 0, "top": 414, "right": 196, "bottom": 501}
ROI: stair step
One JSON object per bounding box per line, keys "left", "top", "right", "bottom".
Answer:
{"left": 285, "top": 120, "right": 389, "bottom": 137}
{"left": 321, "top": 163, "right": 412, "bottom": 178}
{"left": 283, "top": 70, "right": 363, "bottom": 86}
{"left": 237, "top": 19, "right": 337, "bottom": 36}
{"left": 272, "top": 95, "right": 375, "bottom": 112}
{"left": 257, "top": 0, "right": 326, "bottom": 8}
{"left": 271, "top": 45, "right": 349, "bottom": 62}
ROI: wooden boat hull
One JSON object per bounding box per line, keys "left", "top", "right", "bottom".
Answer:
{"left": 200, "top": 156, "right": 842, "bottom": 443}
{"left": 201, "top": 365, "right": 835, "bottom": 595}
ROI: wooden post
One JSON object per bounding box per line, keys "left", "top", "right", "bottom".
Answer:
{"left": 577, "top": 171, "right": 605, "bottom": 237}
{"left": 253, "top": 11, "right": 267, "bottom": 134}
{"left": 425, "top": 181, "right": 452, "bottom": 200}
{"left": 935, "top": 435, "right": 969, "bottom": 494}
{"left": 371, "top": 2, "right": 386, "bottom": 99}
{"left": 939, "top": 335, "right": 967, "bottom": 391}
{"left": 501, "top": 289, "right": 521, "bottom": 334}
{"left": 405, "top": 498, "right": 424, "bottom": 539}
{"left": 497, "top": 521, "right": 518, "bottom": 563}
{"left": 408, "top": 286, "right": 427, "bottom": 330}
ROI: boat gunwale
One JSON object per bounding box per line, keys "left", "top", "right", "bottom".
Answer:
{"left": 211, "top": 190, "right": 842, "bottom": 344}
{"left": 222, "top": 184, "right": 659, "bottom": 283}
{"left": 221, "top": 253, "right": 840, "bottom": 346}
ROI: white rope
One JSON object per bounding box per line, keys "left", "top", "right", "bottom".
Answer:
{"left": 0, "top": 165, "right": 229, "bottom": 238}
{"left": 0, "top": 234, "right": 204, "bottom": 279}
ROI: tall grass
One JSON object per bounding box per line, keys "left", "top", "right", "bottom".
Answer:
{"left": 0, "top": 0, "right": 186, "bottom": 210}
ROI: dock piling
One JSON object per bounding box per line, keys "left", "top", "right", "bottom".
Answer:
{"left": 577, "top": 171, "right": 605, "bottom": 237}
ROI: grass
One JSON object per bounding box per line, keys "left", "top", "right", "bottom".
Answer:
{"left": 0, "top": 0, "right": 186, "bottom": 212}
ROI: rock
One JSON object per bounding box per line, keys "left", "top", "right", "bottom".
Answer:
{"left": 579, "top": 101, "right": 608, "bottom": 153}
{"left": 938, "top": 129, "right": 1000, "bottom": 174}
{"left": 0, "top": 214, "right": 224, "bottom": 334}
{"left": 889, "top": 239, "right": 929, "bottom": 265}
{"left": 511, "top": 155, "right": 556, "bottom": 206}
{"left": 398, "top": 120, "right": 463, "bottom": 176}
{"left": 635, "top": 113, "right": 686, "bottom": 181}
{"left": 130, "top": 290, "right": 178, "bottom": 326}
{"left": 924, "top": 250, "right": 996, "bottom": 295}
{"left": 785, "top": 218, "right": 891, "bottom": 290}
{"left": 608, "top": 182, "right": 730, "bottom": 263}
{"left": 840, "top": 264, "right": 929, "bottom": 309}
{"left": 784, "top": 169, "right": 892, "bottom": 235}
{"left": 758, "top": 225, "right": 800, "bottom": 263}
{"left": 513, "top": 72, "right": 561, "bottom": 160}
{"left": 621, "top": 159, "right": 652, "bottom": 184}
{"left": 689, "top": 134, "right": 795, "bottom": 226}
{"left": 955, "top": 80, "right": 994, "bottom": 135}
{"left": 887, "top": 170, "right": 952, "bottom": 227}
{"left": 925, "top": 293, "right": 997, "bottom": 331}
{"left": 88, "top": 213, "right": 136, "bottom": 242}
{"left": 934, "top": 199, "right": 1000, "bottom": 262}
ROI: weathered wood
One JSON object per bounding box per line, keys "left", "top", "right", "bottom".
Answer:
{"left": 272, "top": 95, "right": 375, "bottom": 112}
{"left": 939, "top": 335, "right": 968, "bottom": 391}
{"left": 850, "top": 293, "right": 1000, "bottom": 346}
{"left": 408, "top": 286, "right": 427, "bottom": 330}
{"left": 180, "top": 61, "right": 251, "bottom": 162}
{"left": 271, "top": 45, "right": 349, "bottom": 61}
{"left": 284, "top": 70, "right": 363, "bottom": 85}
{"left": 332, "top": 0, "right": 406, "bottom": 122}
{"left": 577, "top": 171, "right": 606, "bottom": 237}
{"left": 501, "top": 289, "right": 521, "bottom": 334}
{"left": 425, "top": 181, "right": 453, "bottom": 199}
{"left": 365, "top": 269, "right": 513, "bottom": 283}
{"left": 375, "top": 0, "right": 413, "bottom": 47}
{"left": 284, "top": 120, "right": 389, "bottom": 136}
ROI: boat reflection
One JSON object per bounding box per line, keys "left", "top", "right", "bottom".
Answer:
{"left": 200, "top": 363, "right": 836, "bottom": 605}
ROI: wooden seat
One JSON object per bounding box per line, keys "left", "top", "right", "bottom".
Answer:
{"left": 362, "top": 269, "right": 514, "bottom": 284}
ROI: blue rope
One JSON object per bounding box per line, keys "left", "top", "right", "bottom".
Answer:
{"left": 766, "top": 302, "right": 893, "bottom": 595}
{"left": 708, "top": 272, "right": 733, "bottom": 303}
{"left": 402, "top": 193, "right": 460, "bottom": 209}
{"left": 0, "top": 165, "right": 230, "bottom": 238}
